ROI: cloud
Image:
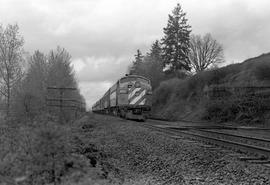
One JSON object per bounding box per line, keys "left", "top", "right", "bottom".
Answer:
{"left": 0, "top": 0, "right": 176, "bottom": 58}
{"left": 71, "top": 56, "right": 131, "bottom": 83}
{"left": 78, "top": 81, "right": 113, "bottom": 109}
{"left": 185, "top": 0, "right": 270, "bottom": 62}
{"left": 71, "top": 55, "right": 133, "bottom": 107}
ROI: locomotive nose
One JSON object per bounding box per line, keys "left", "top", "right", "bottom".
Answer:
{"left": 135, "top": 91, "right": 140, "bottom": 96}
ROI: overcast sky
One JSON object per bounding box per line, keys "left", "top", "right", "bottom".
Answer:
{"left": 1, "top": 0, "right": 270, "bottom": 108}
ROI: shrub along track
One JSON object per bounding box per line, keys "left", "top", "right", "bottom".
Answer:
{"left": 140, "top": 119, "right": 270, "bottom": 165}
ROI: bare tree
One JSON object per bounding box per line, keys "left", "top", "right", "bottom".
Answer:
{"left": 0, "top": 24, "right": 24, "bottom": 116}
{"left": 13, "top": 51, "right": 48, "bottom": 118}
{"left": 189, "top": 33, "right": 224, "bottom": 72}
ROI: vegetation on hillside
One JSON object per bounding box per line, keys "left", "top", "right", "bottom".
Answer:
{"left": 127, "top": 3, "right": 269, "bottom": 125}
{"left": 129, "top": 3, "right": 224, "bottom": 83}
{"left": 152, "top": 53, "right": 270, "bottom": 123}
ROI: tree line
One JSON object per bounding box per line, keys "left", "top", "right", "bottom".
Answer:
{"left": 129, "top": 3, "right": 224, "bottom": 89}
{"left": 0, "top": 24, "right": 85, "bottom": 121}
{"left": 0, "top": 24, "right": 86, "bottom": 185}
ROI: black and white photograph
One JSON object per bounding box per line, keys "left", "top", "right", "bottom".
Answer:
{"left": 0, "top": 0, "right": 270, "bottom": 184}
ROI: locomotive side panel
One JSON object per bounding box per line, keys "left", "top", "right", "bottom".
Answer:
{"left": 117, "top": 79, "right": 129, "bottom": 106}
{"left": 104, "top": 90, "right": 110, "bottom": 110}
{"left": 92, "top": 99, "right": 101, "bottom": 112}
{"left": 110, "top": 82, "right": 118, "bottom": 107}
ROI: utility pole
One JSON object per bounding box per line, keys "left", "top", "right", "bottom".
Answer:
{"left": 46, "top": 87, "right": 80, "bottom": 124}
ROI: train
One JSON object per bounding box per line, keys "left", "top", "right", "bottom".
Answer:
{"left": 92, "top": 74, "right": 152, "bottom": 121}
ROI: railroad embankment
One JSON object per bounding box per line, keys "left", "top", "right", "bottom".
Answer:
{"left": 64, "top": 113, "right": 270, "bottom": 184}
{"left": 152, "top": 53, "right": 270, "bottom": 126}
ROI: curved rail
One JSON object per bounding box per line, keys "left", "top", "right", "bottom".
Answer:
{"left": 188, "top": 129, "right": 270, "bottom": 148}
{"left": 138, "top": 122, "right": 270, "bottom": 159}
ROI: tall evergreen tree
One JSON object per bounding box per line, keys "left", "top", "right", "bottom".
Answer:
{"left": 129, "top": 49, "right": 144, "bottom": 75}
{"left": 128, "top": 43, "right": 165, "bottom": 89}
{"left": 162, "top": 3, "right": 192, "bottom": 73}
{"left": 145, "top": 40, "right": 164, "bottom": 89}
{"left": 47, "top": 47, "right": 77, "bottom": 88}
{"left": 46, "top": 47, "right": 84, "bottom": 121}
{"left": 133, "top": 49, "right": 143, "bottom": 67}
{"left": 148, "top": 40, "right": 162, "bottom": 60}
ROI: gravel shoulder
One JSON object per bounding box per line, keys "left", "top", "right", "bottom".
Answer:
{"left": 70, "top": 113, "right": 270, "bottom": 185}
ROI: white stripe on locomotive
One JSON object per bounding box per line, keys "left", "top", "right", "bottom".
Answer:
{"left": 128, "top": 87, "right": 141, "bottom": 100}
{"left": 138, "top": 98, "right": 146, "bottom": 105}
{"left": 129, "top": 88, "right": 144, "bottom": 102}
{"left": 130, "top": 90, "right": 146, "bottom": 105}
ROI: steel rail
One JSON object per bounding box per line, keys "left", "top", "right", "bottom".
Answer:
{"left": 190, "top": 129, "right": 270, "bottom": 146}
{"left": 138, "top": 122, "right": 270, "bottom": 159}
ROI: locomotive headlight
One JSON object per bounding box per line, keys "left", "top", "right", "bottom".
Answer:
{"left": 135, "top": 81, "right": 140, "bottom": 88}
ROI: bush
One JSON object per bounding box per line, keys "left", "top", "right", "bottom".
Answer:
{"left": 254, "top": 62, "right": 270, "bottom": 81}
{"left": 202, "top": 99, "right": 238, "bottom": 122}
{"left": 200, "top": 64, "right": 240, "bottom": 85}
{"left": 202, "top": 95, "right": 266, "bottom": 123}
{"left": 0, "top": 116, "right": 95, "bottom": 185}
{"left": 24, "top": 123, "right": 72, "bottom": 184}
{"left": 152, "top": 78, "right": 180, "bottom": 106}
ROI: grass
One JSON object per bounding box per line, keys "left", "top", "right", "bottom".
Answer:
{"left": 0, "top": 114, "right": 104, "bottom": 185}
{"left": 254, "top": 62, "right": 270, "bottom": 81}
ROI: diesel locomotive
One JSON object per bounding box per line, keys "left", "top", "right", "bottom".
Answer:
{"left": 92, "top": 75, "right": 152, "bottom": 120}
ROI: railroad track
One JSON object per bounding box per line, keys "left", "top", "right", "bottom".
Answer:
{"left": 137, "top": 120, "right": 270, "bottom": 163}
{"left": 188, "top": 129, "right": 270, "bottom": 148}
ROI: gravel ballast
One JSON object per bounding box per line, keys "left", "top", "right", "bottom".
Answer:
{"left": 82, "top": 114, "right": 270, "bottom": 185}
